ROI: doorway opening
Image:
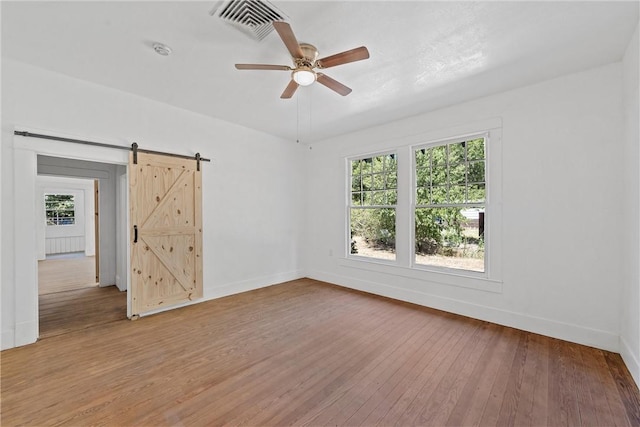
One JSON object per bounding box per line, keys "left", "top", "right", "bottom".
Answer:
{"left": 36, "top": 156, "right": 128, "bottom": 338}
{"left": 37, "top": 176, "right": 98, "bottom": 296}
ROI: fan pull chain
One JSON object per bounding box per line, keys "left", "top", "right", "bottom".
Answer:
{"left": 296, "top": 95, "right": 300, "bottom": 144}
{"left": 308, "top": 90, "right": 311, "bottom": 138}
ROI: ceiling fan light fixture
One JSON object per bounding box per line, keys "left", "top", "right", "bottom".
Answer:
{"left": 235, "top": 21, "right": 369, "bottom": 98}
{"left": 293, "top": 68, "right": 316, "bottom": 86}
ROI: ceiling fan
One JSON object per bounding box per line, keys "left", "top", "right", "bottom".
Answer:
{"left": 235, "top": 21, "right": 370, "bottom": 99}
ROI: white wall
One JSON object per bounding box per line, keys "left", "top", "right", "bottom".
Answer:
{"left": 305, "top": 62, "right": 625, "bottom": 352}
{"left": 36, "top": 175, "right": 95, "bottom": 259}
{"left": 1, "top": 59, "right": 305, "bottom": 349}
{"left": 621, "top": 22, "right": 640, "bottom": 386}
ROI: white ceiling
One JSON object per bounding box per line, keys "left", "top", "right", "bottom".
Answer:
{"left": 2, "top": 1, "right": 638, "bottom": 143}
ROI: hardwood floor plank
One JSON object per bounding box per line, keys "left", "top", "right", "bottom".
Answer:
{"left": 210, "top": 296, "right": 414, "bottom": 426}
{"left": 2, "top": 278, "right": 639, "bottom": 426}
{"left": 413, "top": 322, "right": 498, "bottom": 426}
{"left": 289, "top": 303, "right": 435, "bottom": 426}
{"left": 442, "top": 323, "right": 505, "bottom": 426}
{"left": 448, "top": 326, "right": 517, "bottom": 426}
{"left": 76, "top": 280, "right": 365, "bottom": 425}
{"left": 529, "top": 333, "right": 550, "bottom": 426}
{"left": 39, "top": 285, "right": 127, "bottom": 339}
{"left": 569, "top": 342, "right": 599, "bottom": 426}
{"left": 365, "top": 315, "right": 469, "bottom": 426}
{"left": 547, "top": 339, "right": 583, "bottom": 426}
{"left": 295, "top": 309, "right": 460, "bottom": 426}
{"left": 255, "top": 314, "right": 430, "bottom": 425}
{"left": 495, "top": 331, "right": 529, "bottom": 426}
{"left": 127, "top": 284, "right": 404, "bottom": 425}
{"left": 389, "top": 319, "right": 484, "bottom": 425}
{"left": 352, "top": 313, "right": 458, "bottom": 426}
{"left": 606, "top": 351, "right": 640, "bottom": 426}
{"left": 329, "top": 310, "right": 447, "bottom": 426}
{"left": 474, "top": 328, "right": 523, "bottom": 426}
{"left": 274, "top": 311, "right": 447, "bottom": 425}
{"left": 580, "top": 346, "right": 617, "bottom": 426}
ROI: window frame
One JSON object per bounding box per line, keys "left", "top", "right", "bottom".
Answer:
{"left": 346, "top": 150, "right": 399, "bottom": 264}
{"left": 44, "top": 193, "right": 77, "bottom": 227}
{"left": 411, "top": 132, "right": 489, "bottom": 278}
{"left": 341, "top": 122, "right": 502, "bottom": 292}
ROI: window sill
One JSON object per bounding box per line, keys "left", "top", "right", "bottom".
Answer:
{"left": 338, "top": 257, "right": 502, "bottom": 294}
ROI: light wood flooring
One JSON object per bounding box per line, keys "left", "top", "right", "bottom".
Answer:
{"left": 38, "top": 254, "right": 97, "bottom": 295}
{"left": 2, "top": 278, "right": 639, "bottom": 426}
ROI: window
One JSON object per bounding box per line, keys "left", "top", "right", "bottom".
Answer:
{"left": 414, "top": 137, "right": 486, "bottom": 272}
{"left": 343, "top": 124, "right": 501, "bottom": 288}
{"left": 45, "top": 194, "right": 76, "bottom": 226}
{"left": 349, "top": 153, "right": 397, "bottom": 261}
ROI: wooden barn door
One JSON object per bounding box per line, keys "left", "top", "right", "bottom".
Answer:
{"left": 129, "top": 151, "right": 203, "bottom": 316}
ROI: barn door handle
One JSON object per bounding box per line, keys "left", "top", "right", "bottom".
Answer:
{"left": 133, "top": 225, "right": 138, "bottom": 243}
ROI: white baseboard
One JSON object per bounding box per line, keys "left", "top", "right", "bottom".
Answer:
{"left": 620, "top": 336, "right": 640, "bottom": 388}
{"left": 308, "top": 270, "right": 619, "bottom": 352}
{"left": 1, "top": 329, "right": 15, "bottom": 351}
{"left": 114, "top": 275, "right": 126, "bottom": 292}
{"left": 14, "top": 320, "right": 38, "bottom": 347}
{"left": 205, "top": 269, "right": 305, "bottom": 301}
{"left": 139, "top": 270, "right": 305, "bottom": 318}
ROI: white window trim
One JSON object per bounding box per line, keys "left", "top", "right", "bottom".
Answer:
{"left": 346, "top": 149, "right": 399, "bottom": 263}
{"left": 411, "top": 132, "right": 489, "bottom": 278}
{"left": 343, "top": 120, "right": 503, "bottom": 293}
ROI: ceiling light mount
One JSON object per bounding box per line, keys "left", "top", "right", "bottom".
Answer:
{"left": 153, "top": 43, "right": 172, "bottom": 56}
{"left": 292, "top": 67, "right": 316, "bottom": 86}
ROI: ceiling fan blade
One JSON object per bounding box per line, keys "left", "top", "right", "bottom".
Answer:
{"left": 272, "top": 21, "right": 304, "bottom": 59}
{"left": 281, "top": 80, "right": 299, "bottom": 99}
{"left": 316, "top": 73, "right": 352, "bottom": 96}
{"left": 316, "top": 46, "right": 370, "bottom": 69}
{"left": 235, "top": 64, "right": 291, "bottom": 71}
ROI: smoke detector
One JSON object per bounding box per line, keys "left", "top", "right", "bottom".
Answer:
{"left": 153, "top": 43, "right": 172, "bottom": 56}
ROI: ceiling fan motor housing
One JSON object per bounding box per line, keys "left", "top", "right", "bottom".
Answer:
{"left": 297, "top": 43, "right": 319, "bottom": 68}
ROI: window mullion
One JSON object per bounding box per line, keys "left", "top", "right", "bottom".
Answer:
{"left": 395, "top": 147, "right": 411, "bottom": 266}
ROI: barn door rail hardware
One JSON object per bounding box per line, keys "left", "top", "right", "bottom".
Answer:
{"left": 14, "top": 130, "right": 211, "bottom": 167}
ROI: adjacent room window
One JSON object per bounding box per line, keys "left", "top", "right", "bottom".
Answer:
{"left": 349, "top": 153, "right": 397, "bottom": 261}
{"left": 45, "top": 194, "right": 76, "bottom": 226}
{"left": 414, "top": 136, "right": 486, "bottom": 272}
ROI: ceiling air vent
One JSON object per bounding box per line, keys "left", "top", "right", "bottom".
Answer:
{"left": 211, "top": 0, "right": 289, "bottom": 41}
